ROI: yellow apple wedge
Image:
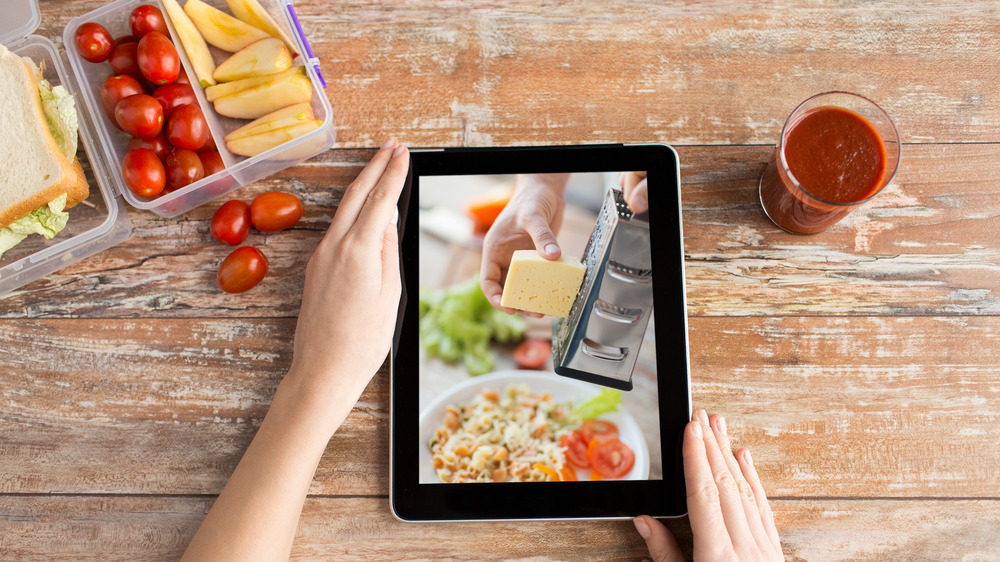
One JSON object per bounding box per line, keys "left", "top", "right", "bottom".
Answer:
{"left": 161, "top": 0, "right": 216, "bottom": 87}
{"left": 205, "top": 66, "right": 304, "bottom": 102}
{"left": 226, "top": 0, "right": 300, "bottom": 56}
{"left": 212, "top": 38, "right": 292, "bottom": 82}
{"left": 224, "top": 102, "right": 314, "bottom": 142}
{"left": 183, "top": 0, "right": 271, "bottom": 52}
{"left": 213, "top": 73, "right": 313, "bottom": 119}
{"left": 226, "top": 120, "right": 322, "bottom": 157}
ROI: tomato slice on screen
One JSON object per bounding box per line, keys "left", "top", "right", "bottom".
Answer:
{"left": 513, "top": 339, "right": 551, "bottom": 370}
{"left": 589, "top": 438, "right": 635, "bottom": 480}
{"left": 580, "top": 419, "right": 619, "bottom": 446}
{"left": 560, "top": 431, "right": 591, "bottom": 469}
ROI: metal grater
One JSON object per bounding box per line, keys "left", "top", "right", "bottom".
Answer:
{"left": 552, "top": 187, "right": 654, "bottom": 391}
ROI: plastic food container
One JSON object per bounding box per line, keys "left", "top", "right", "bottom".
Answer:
{"left": 0, "top": 0, "right": 335, "bottom": 295}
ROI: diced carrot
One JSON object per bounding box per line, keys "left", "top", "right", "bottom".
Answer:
{"left": 533, "top": 463, "right": 561, "bottom": 481}
{"left": 589, "top": 470, "right": 602, "bottom": 481}
{"left": 559, "top": 464, "right": 577, "bottom": 481}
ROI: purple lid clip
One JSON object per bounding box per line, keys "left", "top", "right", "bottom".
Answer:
{"left": 284, "top": 0, "right": 326, "bottom": 89}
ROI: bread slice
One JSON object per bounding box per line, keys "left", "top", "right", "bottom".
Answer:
{"left": 0, "top": 46, "right": 89, "bottom": 230}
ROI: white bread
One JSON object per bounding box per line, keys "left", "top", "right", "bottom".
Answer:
{"left": 0, "top": 46, "right": 88, "bottom": 230}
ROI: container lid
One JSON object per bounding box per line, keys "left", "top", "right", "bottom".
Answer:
{"left": 0, "top": 0, "right": 41, "bottom": 47}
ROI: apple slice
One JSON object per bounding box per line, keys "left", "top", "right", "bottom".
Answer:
{"left": 213, "top": 74, "right": 313, "bottom": 119}
{"left": 183, "top": 0, "right": 270, "bottom": 53}
{"left": 162, "top": 0, "right": 216, "bottom": 87}
{"left": 226, "top": 0, "right": 299, "bottom": 56}
{"left": 212, "top": 37, "right": 292, "bottom": 83}
{"left": 225, "top": 102, "right": 314, "bottom": 142}
{"left": 226, "top": 120, "right": 322, "bottom": 157}
{"left": 205, "top": 66, "right": 304, "bottom": 102}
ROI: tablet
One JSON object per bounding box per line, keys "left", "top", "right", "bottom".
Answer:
{"left": 391, "top": 144, "right": 690, "bottom": 521}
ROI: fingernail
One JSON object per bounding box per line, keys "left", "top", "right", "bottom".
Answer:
{"left": 690, "top": 420, "right": 702, "bottom": 438}
{"left": 698, "top": 409, "right": 709, "bottom": 426}
{"left": 381, "top": 137, "right": 395, "bottom": 150}
{"left": 744, "top": 449, "right": 753, "bottom": 466}
{"left": 392, "top": 144, "right": 406, "bottom": 158}
{"left": 633, "top": 517, "right": 651, "bottom": 539}
{"left": 718, "top": 416, "right": 727, "bottom": 435}
{"left": 543, "top": 243, "right": 559, "bottom": 256}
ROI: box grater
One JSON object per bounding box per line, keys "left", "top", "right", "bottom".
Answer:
{"left": 552, "top": 187, "right": 653, "bottom": 391}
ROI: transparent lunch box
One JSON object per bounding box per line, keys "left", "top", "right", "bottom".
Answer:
{"left": 0, "top": 0, "right": 335, "bottom": 295}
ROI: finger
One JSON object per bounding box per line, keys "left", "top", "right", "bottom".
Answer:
{"left": 738, "top": 447, "right": 782, "bottom": 554}
{"left": 519, "top": 212, "right": 561, "bottom": 259}
{"left": 633, "top": 515, "right": 684, "bottom": 562}
{"left": 683, "top": 413, "right": 731, "bottom": 558}
{"left": 328, "top": 138, "right": 398, "bottom": 241}
{"left": 480, "top": 259, "right": 505, "bottom": 309}
{"left": 352, "top": 145, "right": 409, "bottom": 244}
{"left": 627, "top": 178, "right": 648, "bottom": 214}
{"left": 381, "top": 215, "right": 401, "bottom": 297}
{"left": 710, "top": 415, "right": 771, "bottom": 553}
{"left": 700, "top": 413, "right": 757, "bottom": 553}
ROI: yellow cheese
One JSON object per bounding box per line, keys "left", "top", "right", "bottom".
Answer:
{"left": 500, "top": 250, "right": 586, "bottom": 317}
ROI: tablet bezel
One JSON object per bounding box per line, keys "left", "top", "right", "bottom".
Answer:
{"left": 391, "top": 144, "right": 690, "bottom": 521}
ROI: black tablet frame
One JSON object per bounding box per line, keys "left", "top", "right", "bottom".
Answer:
{"left": 391, "top": 144, "right": 690, "bottom": 521}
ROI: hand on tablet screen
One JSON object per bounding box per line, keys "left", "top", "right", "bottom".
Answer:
{"left": 479, "top": 173, "right": 569, "bottom": 318}
{"left": 633, "top": 410, "right": 783, "bottom": 562}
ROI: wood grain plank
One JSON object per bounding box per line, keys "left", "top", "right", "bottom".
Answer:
{"left": 1, "top": 317, "right": 997, "bottom": 497}
{"left": 34, "top": 1, "right": 1000, "bottom": 146}
{"left": 2, "top": 144, "right": 997, "bottom": 318}
{"left": 2, "top": 495, "right": 998, "bottom": 561}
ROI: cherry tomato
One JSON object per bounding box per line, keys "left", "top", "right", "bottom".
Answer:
{"left": 513, "top": 339, "right": 552, "bottom": 369}
{"left": 114, "top": 35, "right": 137, "bottom": 48}
{"left": 250, "top": 192, "right": 303, "bottom": 232}
{"left": 589, "top": 438, "right": 635, "bottom": 479}
{"left": 127, "top": 131, "right": 170, "bottom": 161}
{"left": 122, "top": 148, "right": 165, "bottom": 198}
{"left": 74, "top": 22, "right": 113, "bottom": 63}
{"left": 129, "top": 5, "right": 169, "bottom": 38}
{"left": 196, "top": 132, "right": 217, "bottom": 154}
{"left": 165, "top": 148, "right": 205, "bottom": 190}
{"left": 152, "top": 83, "right": 196, "bottom": 119}
{"left": 218, "top": 246, "right": 268, "bottom": 293}
{"left": 167, "top": 104, "right": 209, "bottom": 150}
{"left": 101, "top": 74, "right": 144, "bottom": 125}
{"left": 175, "top": 68, "right": 190, "bottom": 85}
{"left": 560, "top": 431, "right": 591, "bottom": 469}
{"left": 199, "top": 151, "right": 225, "bottom": 177}
{"left": 115, "top": 94, "right": 163, "bottom": 139}
{"left": 210, "top": 200, "right": 251, "bottom": 246}
{"left": 580, "top": 419, "right": 619, "bottom": 446}
{"left": 109, "top": 41, "right": 142, "bottom": 80}
{"left": 137, "top": 32, "right": 179, "bottom": 85}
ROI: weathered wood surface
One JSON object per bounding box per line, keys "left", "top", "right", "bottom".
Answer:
{"left": 2, "top": 496, "right": 999, "bottom": 561}
{"left": 2, "top": 145, "right": 998, "bottom": 318}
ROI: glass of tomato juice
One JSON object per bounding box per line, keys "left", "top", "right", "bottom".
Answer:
{"left": 759, "top": 91, "right": 901, "bottom": 234}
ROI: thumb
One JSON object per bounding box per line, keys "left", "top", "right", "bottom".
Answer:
{"left": 633, "top": 516, "right": 684, "bottom": 562}
{"left": 521, "top": 212, "right": 561, "bottom": 260}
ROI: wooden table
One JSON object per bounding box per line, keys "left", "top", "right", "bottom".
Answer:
{"left": 3, "top": 1, "right": 999, "bottom": 559}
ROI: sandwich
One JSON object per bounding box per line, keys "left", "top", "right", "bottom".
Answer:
{"left": 0, "top": 44, "right": 89, "bottom": 259}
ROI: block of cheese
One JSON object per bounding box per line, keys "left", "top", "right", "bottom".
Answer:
{"left": 500, "top": 249, "right": 586, "bottom": 317}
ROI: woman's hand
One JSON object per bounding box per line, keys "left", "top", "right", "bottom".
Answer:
{"left": 619, "top": 171, "right": 648, "bottom": 214}
{"left": 479, "top": 173, "right": 569, "bottom": 318}
{"left": 633, "top": 409, "right": 783, "bottom": 562}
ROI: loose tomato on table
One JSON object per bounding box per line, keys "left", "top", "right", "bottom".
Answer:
{"left": 109, "top": 41, "right": 142, "bottom": 80}
{"left": 167, "top": 104, "right": 209, "bottom": 150}
{"left": 122, "top": 148, "right": 165, "bottom": 198}
{"left": 589, "top": 438, "right": 635, "bottom": 479}
{"left": 218, "top": 246, "right": 268, "bottom": 293}
{"left": 165, "top": 148, "right": 205, "bottom": 190}
{"left": 137, "top": 32, "right": 179, "bottom": 85}
{"left": 513, "top": 339, "right": 551, "bottom": 370}
{"left": 250, "top": 192, "right": 303, "bottom": 232}
{"left": 74, "top": 22, "right": 113, "bottom": 63}
{"left": 560, "top": 431, "right": 591, "bottom": 468}
{"left": 580, "top": 419, "right": 619, "bottom": 446}
{"left": 126, "top": 131, "right": 170, "bottom": 161}
{"left": 210, "top": 200, "right": 251, "bottom": 246}
{"left": 101, "top": 75, "right": 144, "bottom": 124}
{"left": 153, "top": 83, "right": 196, "bottom": 119}
{"left": 115, "top": 94, "right": 163, "bottom": 139}
{"left": 129, "top": 5, "right": 169, "bottom": 38}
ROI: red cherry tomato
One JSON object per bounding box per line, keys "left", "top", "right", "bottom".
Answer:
{"left": 175, "top": 68, "right": 190, "bottom": 85}
{"left": 218, "top": 246, "right": 268, "bottom": 293}
{"left": 115, "top": 94, "right": 163, "bottom": 139}
{"left": 74, "top": 22, "right": 113, "bottom": 63}
{"left": 137, "top": 32, "right": 179, "bottom": 85}
{"left": 114, "top": 35, "right": 137, "bottom": 48}
{"left": 560, "top": 431, "right": 591, "bottom": 469}
{"left": 129, "top": 5, "right": 169, "bottom": 38}
{"left": 589, "top": 438, "right": 635, "bottom": 479}
{"left": 100, "top": 74, "right": 144, "bottom": 125}
{"left": 250, "top": 192, "right": 303, "bottom": 232}
{"left": 210, "top": 200, "right": 251, "bottom": 246}
{"left": 109, "top": 41, "right": 142, "bottom": 80}
{"left": 513, "top": 339, "right": 552, "bottom": 369}
{"left": 196, "top": 131, "right": 217, "bottom": 154}
{"left": 152, "top": 83, "right": 196, "bottom": 119}
{"left": 127, "top": 131, "right": 170, "bottom": 161}
{"left": 199, "top": 150, "right": 225, "bottom": 177}
{"left": 164, "top": 148, "right": 205, "bottom": 190}
{"left": 167, "top": 104, "right": 209, "bottom": 150}
{"left": 122, "top": 148, "right": 165, "bottom": 198}
{"left": 580, "top": 419, "right": 619, "bottom": 446}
